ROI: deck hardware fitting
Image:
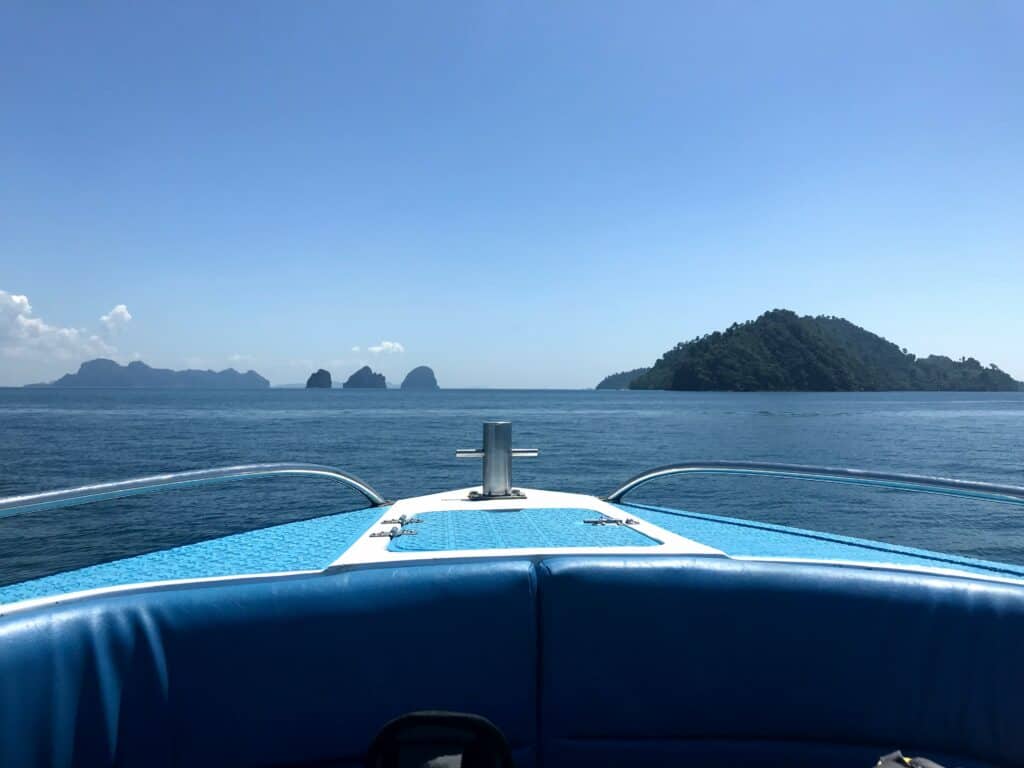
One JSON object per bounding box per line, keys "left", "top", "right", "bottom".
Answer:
{"left": 370, "top": 527, "right": 418, "bottom": 539}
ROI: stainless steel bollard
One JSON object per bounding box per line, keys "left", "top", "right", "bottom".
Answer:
{"left": 456, "top": 421, "right": 539, "bottom": 498}
{"left": 482, "top": 421, "right": 513, "bottom": 497}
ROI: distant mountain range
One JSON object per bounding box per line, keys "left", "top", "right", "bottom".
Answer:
{"left": 32, "top": 359, "right": 270, "bottom": 389}
{"left": 600, "top": 310, "right": 1022, "bottom": 392}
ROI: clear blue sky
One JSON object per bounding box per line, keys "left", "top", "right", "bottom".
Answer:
{"left": 2, "top": 2, "right": 1022, "bottom": 387}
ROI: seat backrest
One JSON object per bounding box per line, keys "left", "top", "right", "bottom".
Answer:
{"left": 6, "top": 554, "right": 1024, "bottom": 768}
{"left": 0, "top": 560, "right": 539, "bottom": 768}
{"left": 536, "top": 556, "right": 1024, "bottom": 768}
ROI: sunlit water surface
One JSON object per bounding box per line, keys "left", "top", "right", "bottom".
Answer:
{"left": 1, "top": 388, "right": 1022, "bottom": 585}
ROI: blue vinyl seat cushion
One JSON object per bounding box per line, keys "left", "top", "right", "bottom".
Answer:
{"left": 0, "top": 560, "right": 539, "bottom": 768}
{"left": 536, "top": 556, "right": 1024, "bottom": 768}
{"left": 5, "top": 555, "right": 1024, "bottom": 768}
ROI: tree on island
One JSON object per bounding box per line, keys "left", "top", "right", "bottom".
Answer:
{"left": 596, "top": 367, "right": 650, "bottom": 390}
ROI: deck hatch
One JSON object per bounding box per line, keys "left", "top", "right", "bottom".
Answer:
{"left": 386, "top": 507, "right": 660, "bottom": 552}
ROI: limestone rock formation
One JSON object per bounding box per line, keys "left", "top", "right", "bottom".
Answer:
{"left": 400, "top": 366, "right": 440, "bottom": 390}
{"left": 305, "top": 369, "right": 332, "bottom": 388}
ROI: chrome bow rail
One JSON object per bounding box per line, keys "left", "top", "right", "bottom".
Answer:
{"left": 605, "top": 461, "right": 1024, "bottom": 506}
{"left": 0, "top": 463, "right": 387, "bottom": 520}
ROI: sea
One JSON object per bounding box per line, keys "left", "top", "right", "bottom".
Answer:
{"left": 1, "top": 387, "right": 1023, "bottom": 586}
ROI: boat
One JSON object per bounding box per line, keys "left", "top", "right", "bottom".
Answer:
{"left": 2, "top": 421, "right": 1024, "bottom": 767}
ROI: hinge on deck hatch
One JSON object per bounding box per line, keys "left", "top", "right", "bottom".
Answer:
{"left": 380, "top": 514, "right": 423, "bottom": 525}
{"left": 583, "top": 518, "right": 639, "bottom": 527}
{"left": 370, "top": 526, "right": 418, "bottom": 539}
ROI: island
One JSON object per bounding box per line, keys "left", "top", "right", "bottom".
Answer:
{"left": 40, "top": 359, "right": 270, "bottom": 388}
{"left": 596, "top": 367, "right": 650, "bottom": 390}
{"left": 602, "top": 310, "right": 1021, "bottom": 392}
{"left": 400, "top": 366, "right": 440, "bottom": 390}
{"left": 342, "top": 365, "right": 386, "bottom": 389}
{"left": 305, "top": 369, "right": 332, "bottom": 389}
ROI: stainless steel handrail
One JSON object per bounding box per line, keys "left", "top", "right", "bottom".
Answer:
{"left": 605, "top": 461, "right": 1024, "bottom": 506}
{"left": 0, "top": 463, "right": 387, "bottom": 520}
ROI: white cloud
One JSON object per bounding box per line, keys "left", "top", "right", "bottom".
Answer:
{"left": 368, "top": 340, "right": 405, "bottom": 354}
{"left": 0, "top": 290, "right": 115, "bottom": 360}
{"left": 229, "top": 353, "right": 253, "bottom": 364}
{"left": 351, "top": 346, "right": 360, "bottom": 352}
{"left": 99, "top": 304, "right": 132, "bottom": 333}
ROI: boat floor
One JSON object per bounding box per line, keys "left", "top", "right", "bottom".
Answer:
{"left": 3, "top": 486, "right": 1024, "bottom": 610}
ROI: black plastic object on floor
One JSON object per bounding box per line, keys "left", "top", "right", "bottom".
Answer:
{"left": 365, "top": 711, "right": 516, "bottom": 768}
{"left": 875, "top": 751, "right": 946, "bottom": 768}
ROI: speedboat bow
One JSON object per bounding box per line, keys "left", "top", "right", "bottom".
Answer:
{"left": 2, "top": 422, "right": 1024, "bottom": 767}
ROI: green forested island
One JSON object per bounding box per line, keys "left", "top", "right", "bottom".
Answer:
{"left": 604, "top": 310, "right": 1021, "bottom": 392}
{"left": 596, "top": 367, "right": 651, "bottom": 390}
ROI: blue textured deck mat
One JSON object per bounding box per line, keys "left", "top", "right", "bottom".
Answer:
{"left": 0, "top": 506, "right": 385, "bottom": 606}
{"left": 620, "top": 502, "right": 1024, "bottom": 581}
{"left": 389, "top": 507, "right": 659, "bottom": 552}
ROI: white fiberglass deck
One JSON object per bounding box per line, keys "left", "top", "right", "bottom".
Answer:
{"left": 333, "top": 487, "right": 722, "bottom": 566}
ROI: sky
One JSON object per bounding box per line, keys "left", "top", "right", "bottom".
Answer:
{"left": 1, "top": 2, "right": 1022, "bottom": 387}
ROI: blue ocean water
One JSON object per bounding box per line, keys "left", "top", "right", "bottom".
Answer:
{"left": 1, "top": 387, "right": 1023, "bottom": 585}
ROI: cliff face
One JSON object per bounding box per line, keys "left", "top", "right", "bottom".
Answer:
{"left": 342, "top": 366, "right": 386, "bottom": 389}
{"left": 626, "top": 310, "right": 1022, "bottom": 392}
{"left": 400, "top": 366, "right": 439, "bottom": 390}
{"left": 48, "top": 359, "right": 271, "bottom": 388}
{"left": 305, "top": 369, "right": 332, "bottom": 388}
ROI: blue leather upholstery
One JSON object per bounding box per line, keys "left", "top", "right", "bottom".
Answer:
{"left": 0, "top": 561, "right": 538, "bottom": 768}
{"left": 5, "top": 555, "right": 1024, "bottom": 768}
{"left": 537, "top": 556, "right": 1024, "bottom": 768}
